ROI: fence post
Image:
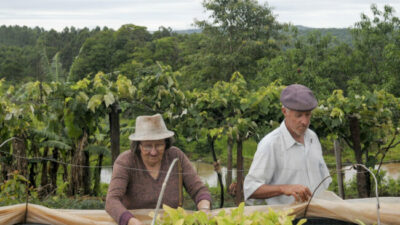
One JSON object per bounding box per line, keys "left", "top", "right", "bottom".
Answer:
{"left": 334, "top": 139, "right": 345, "bottom": 199}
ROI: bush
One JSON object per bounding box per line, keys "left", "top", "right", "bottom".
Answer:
{"left": 0, "top": 170, "right": 37, "bottom": 206}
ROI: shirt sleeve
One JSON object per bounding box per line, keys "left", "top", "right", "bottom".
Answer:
{"left": 179, "top": 150, "right": 212, "bottom": 205}
{"left": 316, "top": 138, "right": 332, "bottom": 189}
{"left": 105, "top": 153, "right": 132, "bottom": 224}
{"left": 244, "top": 138, "right": 276, "bottom": 201}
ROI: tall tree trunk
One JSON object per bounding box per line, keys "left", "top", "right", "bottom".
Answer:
{"left": 49, "top": 148, "right": 59, "bottom": 193}
{"left": 0, "top": 143, "right": 12, "bottom": 182}
{"left": 208, "top": 135, "right": 224, "bottom": 208}
{"left": 365, "top": 148, "right": 371, "bottom": 197}
{"left": 334, "top": 140, "right": 345, "bottom": 199}
{"left": 349, "top": 116, "right": 369, "bottom": 197}
{"left": 29, "top": 163, "right": 37, "bottom": 188}
{"left": 109, "top": 102, "right": 121, "bottom": 166}
{"left": 69, "top": 131, "right": 88, "bottom": 196}
{"left": 39, "top": 147, "right": 49, "bottom": 198}
{"left": 83, "top": 150, "right": 91, "bottom": 195}
{"left": 28, "top": 144, "right": 39, "bottom": 188}
{"left": 226, "top": 136, "right": 233, "bottom": 190}
{"left": 92, "top": 153, "right": 103, "bottom": 196}
{"left": 62, "top": 163, "right": 68, "bottom": 183}
{"left": 235, "top": 138, "right": 244, "bottom": 205}
{"left": 0, "top": 151, "right": 7, "bottom": 182}
{"left": 12, "top": 136, "right": 28, "bottom": 178}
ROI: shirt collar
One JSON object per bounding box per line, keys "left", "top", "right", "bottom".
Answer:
{"left": 279, "top": 120, "right": 311, "bottom": 150}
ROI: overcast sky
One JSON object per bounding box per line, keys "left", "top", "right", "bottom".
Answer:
{"left": 1, "top": 0, "right": 400, "bottom": 31}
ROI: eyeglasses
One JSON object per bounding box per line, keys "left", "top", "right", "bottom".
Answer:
{"left": 140, "top": 143, "right": 165, "bottom": 152}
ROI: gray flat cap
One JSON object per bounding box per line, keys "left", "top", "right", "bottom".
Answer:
{"left": 280, "top": 84, "right": 317, "bottom": 111}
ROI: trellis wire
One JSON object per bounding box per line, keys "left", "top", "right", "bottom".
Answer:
{"left": 0, "top": 138, "right": 385, "bottom": 224}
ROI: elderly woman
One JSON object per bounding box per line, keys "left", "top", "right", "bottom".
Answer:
{"left": 106, "top": 114, "right": 211, "bottom": 225}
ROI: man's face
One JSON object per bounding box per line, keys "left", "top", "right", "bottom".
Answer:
{"left": 282, "top": 107, "right": 312, "bottom": 138}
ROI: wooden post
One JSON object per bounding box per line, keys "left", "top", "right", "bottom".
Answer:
{"left": 226, "top": 137, "right": 233, "bottom": 190}
{"left": 334, "top": 139, "right": 345, "bottom": 199}
{"left": 110, "top": 102, "right": 121, "bottom": 166}
{"left": 235, "top": 139, "right": 244, "bottom": 205}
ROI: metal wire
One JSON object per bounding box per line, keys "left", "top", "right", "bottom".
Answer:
{"left": 303, "top": 175, "right": 332, "bottom": 218}
{"left": 353, "top": 164, "right": 381, "bottom": 225}
{"left": 0, "top": 147, "right": 389, "bottom": 176}
{"left": 151, "top": 157, "right": 179, "bottom": 225}
{"left": 302, "top": 165, "right": 381, "bottom": 225}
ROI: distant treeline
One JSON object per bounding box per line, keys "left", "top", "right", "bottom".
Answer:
{"left": 0, "top": 2, "right": 398, "bottom": 97}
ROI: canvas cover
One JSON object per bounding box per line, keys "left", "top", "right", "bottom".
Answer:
{"left": 0, "top": 192, "right": 399, "bottom": 225}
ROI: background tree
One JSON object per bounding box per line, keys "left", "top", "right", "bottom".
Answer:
{"left": 351, "top": 4, "right": 400, "bottom": 94}
{"left": 185, "top": 0, "right": 285, "bottom": 87}
{"left": 69, "top": 25, "right": 152, "bottom": 82}
{"left": 313, "top": 88, "right": 400, "bottom": 197}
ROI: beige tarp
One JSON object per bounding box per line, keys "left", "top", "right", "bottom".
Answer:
{"left": 0, "top": 192, "right": 399, "bottom": 225}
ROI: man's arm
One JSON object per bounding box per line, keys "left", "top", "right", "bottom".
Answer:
{"left": 250, "top": 184, "right": 312, "bottom": 202}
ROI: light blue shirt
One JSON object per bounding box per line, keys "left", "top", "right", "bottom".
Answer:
{"left": 244, "top": 121, "right": 331, "bottom": 205}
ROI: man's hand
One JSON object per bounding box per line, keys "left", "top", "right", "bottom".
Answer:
{"left": 128, "top": 217, "right": 143, "bottom": 225}
{"left": 280, "top": 184, "right": 312, "bottom": 202}
{"left": 228, "top": 182, "right": 237, "bottom": 197}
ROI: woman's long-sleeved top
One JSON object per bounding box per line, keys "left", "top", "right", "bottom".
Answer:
{"left": 105, "top": 146, "right": 211, "bottom": 225}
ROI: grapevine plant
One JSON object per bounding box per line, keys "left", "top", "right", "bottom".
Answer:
{"left": 154, "top": 202, "right": 306, "bottom": 225}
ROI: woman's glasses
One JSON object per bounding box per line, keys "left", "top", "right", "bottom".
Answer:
{"left": 140, "top": 143, "right": 165, "bottom": 152}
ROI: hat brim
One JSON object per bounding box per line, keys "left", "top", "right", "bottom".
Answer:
{"left": 283, "top": 103, "right": 317, "bottom": 111}
{"left": 129, "top": 131, "right": 174, "bottom": 141}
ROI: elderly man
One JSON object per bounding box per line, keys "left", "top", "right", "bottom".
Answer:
{"left": 244, "top": 84, "right": 331, "bottom": 205}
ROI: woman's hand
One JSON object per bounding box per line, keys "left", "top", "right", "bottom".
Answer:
{"left": 128, "top": 217, "right": 144, "bottom": 225}
{"left": 197, "top": 199, "right": 211, "bottom": 212}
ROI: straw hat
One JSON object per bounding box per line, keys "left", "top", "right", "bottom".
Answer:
{"left": 129, "top": 114, "right": 174, "bottom": 141}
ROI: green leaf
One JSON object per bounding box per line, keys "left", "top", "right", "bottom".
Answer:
{"left": 40, "top": 140, "right": 71, "bottom": 150}
{"left": 104, "top": 92, "right": 115, "bottom": 107}
{"left": 296, "top": 218, "right": 307, "bottom": 225}
{"left": 64, "top": 111, "right": 82, "bottom": 138}
{"left": 87, "top": 94, "right": 104, "bottom": 112}
{"left": 77, "top": 91, "right": 89, "bottom": 103}
{"left": 173, "top": 218, "right": 184, "bottom": 225}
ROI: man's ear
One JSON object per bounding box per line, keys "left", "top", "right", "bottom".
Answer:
{"left": 281, "top": 107, "right": 287, "bottom": 116}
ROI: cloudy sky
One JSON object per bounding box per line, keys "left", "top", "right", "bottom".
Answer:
{"left": 1, "top": 0, "right": 400, "bottom": 31}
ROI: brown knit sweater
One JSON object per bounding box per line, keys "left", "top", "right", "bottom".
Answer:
{"left": 105, "top": 146, "right": 211, "bottom": 224}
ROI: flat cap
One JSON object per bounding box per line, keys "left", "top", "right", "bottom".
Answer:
{"left": 280, "top": 84, "right": 317, "bottom": 111}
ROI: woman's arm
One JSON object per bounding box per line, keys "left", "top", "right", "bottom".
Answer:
{"left": 178, "top": 150, "right": 212, "bottom": 209}
{"left": 105, "top": 152, "right": 135, "bottom": 225}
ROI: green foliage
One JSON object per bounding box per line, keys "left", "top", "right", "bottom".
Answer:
{"left": 2, "top": 2, "right": 400, "bottom": 207}
{"left": 328, "top": 167, "right": 400, "bottom": 199}
{"left": 68, "top": 24, "right": 151, "bottom": 81}
{"left": 156, "top": 202, "right": 306, "bottom": 225}
{"left": 39, "top": 197, "right": 105, "bottom": 209}
{"left": 187, "top": 0, "right": 286, "bottom": 86}
{"left": 312, "top": 87, "right": 400, "bottom": 197}
{"left": 0, "top": 171, "right": 37, "bottom": 206}
{"left": 39, "top": 140, "right": 72, "bottom": 150}
{"left": 351, "top": 4, "right": 400, "bottom": 95}
{"left": 313, "top": 88, "right": 400, "bottom": 152}
{"left": 296, "top": 26, "right": 353, "bottom": 45}
{"left": 135, "top": 63, "right": 186, "bottom": 128}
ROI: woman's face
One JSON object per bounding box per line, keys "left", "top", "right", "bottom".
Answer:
{"left": 139, "top": 139, "right": 166, "bottom": 167}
